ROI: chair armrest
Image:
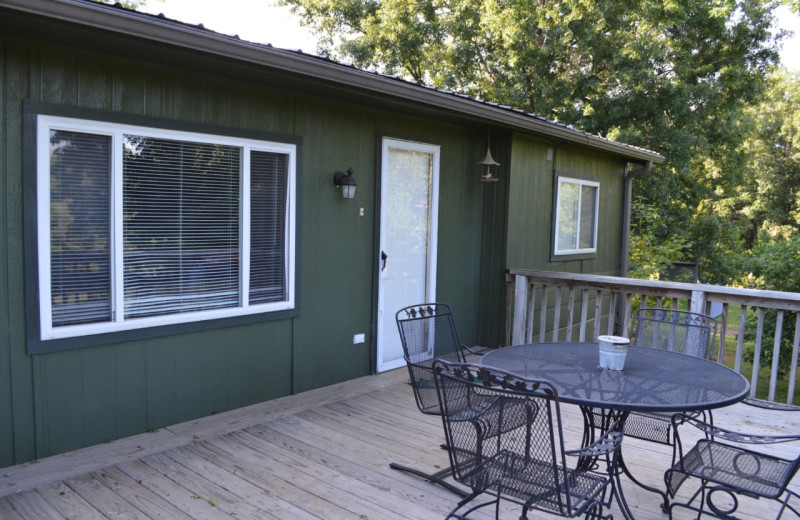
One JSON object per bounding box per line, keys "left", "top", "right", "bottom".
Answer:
{"left": 565, "top": 420, "right": 623, "bottom": 458}
{"left": 672, "top": 412, "right": 800, "bottom": 445}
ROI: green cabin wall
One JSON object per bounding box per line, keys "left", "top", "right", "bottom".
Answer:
{"left": 504, "top": 132, "right": 628, "bottom": 340}
{"left": 0, "top": 31, "right": 491, "bottom": 466}
{"left": 0, "top": 15, "right": 639, "bottom": 466}
{"left": 506, "top": 132, "right": 626, "bottom": 275}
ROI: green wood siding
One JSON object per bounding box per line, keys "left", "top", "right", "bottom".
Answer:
{"left": 506, "top": 133, "right": 626, "bottom": 275}
{"left": 0, "top": 32, "right": 493, "bottom": 465}
{"left": 505, "top": 133, "right": 627, "bottom": 340}
{"left": 0, "top": 14, "right": 640, "bottom": 465}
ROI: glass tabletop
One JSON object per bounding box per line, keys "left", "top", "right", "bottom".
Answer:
{"left": 480, "top": 342, "right": 750, "bottom": 412}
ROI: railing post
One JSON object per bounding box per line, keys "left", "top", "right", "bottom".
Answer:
{"left": 512, "top": 274, "right": 528, "bottom": 346}
{"left": 690, "top": 290, "right": 707, "bottom": 315}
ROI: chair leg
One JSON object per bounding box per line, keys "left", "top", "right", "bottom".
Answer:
{"left": 388, "top": 462, "right": 469, "bottom": 497}
{"left": 443, "top": 492, "right": 497, "bottom": 520}
{"left": 775, "top": 489, "right": 800, "bottom": 519}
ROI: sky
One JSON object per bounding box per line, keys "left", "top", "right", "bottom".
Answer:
{"left": 141, "top": 0, "right": 800, "bottom": 69}
{"left": 141, "top": 0, "right": 318, "bottom": 51}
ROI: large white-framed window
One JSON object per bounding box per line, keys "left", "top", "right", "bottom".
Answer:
{"left": 554, "top": 176, "right": 599, "bottom": 256}
{"left": 36, "top": 115, "right": 296, "bottom": 341}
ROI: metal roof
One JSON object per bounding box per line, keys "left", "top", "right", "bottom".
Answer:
{"left": 2, "top": 0, "right": 664, "bottom": 164}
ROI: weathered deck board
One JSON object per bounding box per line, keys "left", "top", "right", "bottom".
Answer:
{"left": 0, "top": 367, "right": 796, "bottom": 519}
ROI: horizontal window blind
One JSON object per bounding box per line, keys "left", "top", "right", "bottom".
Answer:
{"left": 250, "top": 151, "right": 288, "bottom": 304}
{"left": 49, "top": 130, "right": 112, "bottom": 326}
{"left": 123, "top": 136, "right": 241, "bottom": 318}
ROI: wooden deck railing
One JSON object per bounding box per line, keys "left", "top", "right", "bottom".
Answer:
{"left": 505, "top": 269, "right": 800, "bottom": 405}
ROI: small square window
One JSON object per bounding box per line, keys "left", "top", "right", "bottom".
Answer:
{"left": 554, "top": 177, "right": 599, "bottom": 256}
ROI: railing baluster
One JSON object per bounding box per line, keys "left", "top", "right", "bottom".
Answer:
{"left": 769, "top": 311, "right": 784, "bottom": 402}
{"left": 621, "top": 293, "right": 632, "bottom": 336}
{"left": 593, "top": 290, "right": 603, "bottom": 342}
{"left": 539, "top": 286, "right": 549, "bottom": 343}
{"left": 751, "top": 308, "right": 766, "bottom": 398}
{"left": 505, "top": 277, "right": 513, "bottom": 346}
{"left": 579, "top": 290, "right": 589, "bottom": 342}
{"left": 525, "top": 283, "right": 536, "bottom": 344}
{"left": 512, "top": 274, "right": 528, "bottom": 346}
{"left": 718, "top": 303, "right": 729, "bottom": 364}
{"left": 735, "top": 305, "right": 747, "bottom": 374}
{"left": 566, "top": 288, "right": 576, "bottom": 342}
{"left": 552, "top": 288, "right": 562, "bottom": 342}
{"left": 789, "top": 313, "right": 800, "bottom": 405}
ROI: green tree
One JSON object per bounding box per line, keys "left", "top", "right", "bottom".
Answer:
{"left": 282, "top": 0, "right": 784, "bottom": 282}
{"left": 738, "top": 70, "right": 800, "bottom": 244}
{"left": 732, "top": 70, "right": 800, "bottom": 373}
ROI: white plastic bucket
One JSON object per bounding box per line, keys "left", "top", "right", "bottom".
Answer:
{"left": 598, "top": 335, "right": 630, "bottom": 370}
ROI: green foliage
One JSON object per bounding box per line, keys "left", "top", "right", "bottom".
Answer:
{"left": 281, "top": 0, "right": 787, "bottom": 284}
{"left": 739, "top": 70, "right": 800, "bottom": 245}
{"left": 628, "top": 204, "right": 691, "bottom": 280}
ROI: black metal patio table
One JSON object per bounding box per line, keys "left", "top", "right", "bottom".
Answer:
{"left": 480, "top": 342, "right": 750, "bottom": 520}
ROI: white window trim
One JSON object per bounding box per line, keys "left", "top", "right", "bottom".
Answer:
{"left": 36, "top": 115, "right": 297, "bottom": 341}
{"left": 553, "top": 176, "right": 599, "bottom": 256}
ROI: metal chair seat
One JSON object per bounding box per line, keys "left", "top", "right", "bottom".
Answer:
{"left": 444, "top": 394, "right": 532, "bottom": 440}
{"left": 456, "top": 450, "right": 610, "bottom": 518}
{"left": 622, "top": 409, "right": 704, "bottom": 446}
{"left": 665, "top": 411, "right": 800, "bottom": 519}
{"left": 669, "top": 439, "right": 796, "bottom": 498}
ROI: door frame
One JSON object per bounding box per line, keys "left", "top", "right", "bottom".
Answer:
{"left": 375, "top": 137, "right": 441, "bottom": 373}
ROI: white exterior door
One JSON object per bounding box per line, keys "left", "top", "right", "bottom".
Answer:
{"left": 376, "top": 138, "right": 440, "bottom": 373}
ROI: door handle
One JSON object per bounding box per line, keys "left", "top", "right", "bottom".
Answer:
{"left": 381, "top": 251, "right": 388, "bottom": 271}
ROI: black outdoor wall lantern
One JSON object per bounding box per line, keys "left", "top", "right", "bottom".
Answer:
{"left": 333, "top": 168, "right": 357, "bottom": 199}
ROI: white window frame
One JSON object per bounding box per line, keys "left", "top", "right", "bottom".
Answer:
{"left": 36, "top": 115, "right": 296, "bottom": 341}
{"left": 553, "top": 176, "right": 599, "bottom": 256}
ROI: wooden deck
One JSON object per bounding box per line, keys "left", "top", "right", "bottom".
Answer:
{"left": 0, "top": 366, "right": 797, "bottom": 519}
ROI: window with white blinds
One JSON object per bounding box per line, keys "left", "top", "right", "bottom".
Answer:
{"left": 37, "top": 116, "right": 296, "bottom": 341}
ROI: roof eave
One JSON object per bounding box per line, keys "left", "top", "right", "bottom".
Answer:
{"left": 3, "top": 0, "right": 665, "bottom": 164}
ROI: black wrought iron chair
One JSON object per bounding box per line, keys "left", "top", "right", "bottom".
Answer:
{"left": 664, "top": 402, "right": 800, "bottom": 519}
{"left": 619, "top": 308, "right": 719, "bottom": 445}
{"left": 433, "top": 360, "right": 623, "bottom": 520}
{"left": 388, "top": 303, "right": 483, "bottom": 496}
